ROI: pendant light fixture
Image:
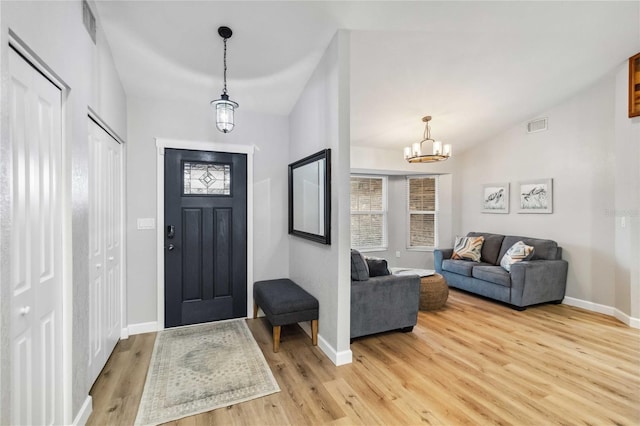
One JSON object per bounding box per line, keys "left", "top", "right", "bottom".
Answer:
{"left": 404, "top": 116, "right": 452, "bottom": 163}
{"left": 210, "top": 26, "right": 239, "bottom": 133}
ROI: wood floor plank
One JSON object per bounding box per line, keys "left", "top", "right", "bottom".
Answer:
{"left": 87, "top": 289, "right": 640, "bottom": 425}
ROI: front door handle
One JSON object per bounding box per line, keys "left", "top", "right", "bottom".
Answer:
{"left": 167, "top": 243, "right": 175, "bottom": 251}
{"left": 167, "top": 225, "right": 175, "bottom": 239}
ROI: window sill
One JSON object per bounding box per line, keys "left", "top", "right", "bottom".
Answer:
{"left": 355, "top": 248, "right": 388, "bottom": 253}
{"left": 406, "top": 247, "right": 435, "bottom": 252}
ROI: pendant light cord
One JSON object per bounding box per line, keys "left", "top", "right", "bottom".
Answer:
{"left": 223, "top": 37, "right": 228, "bottom": 96}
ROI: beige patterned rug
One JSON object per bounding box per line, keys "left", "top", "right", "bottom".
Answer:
{"left": 135, "top": 319, "right": 280, "bottom": 425}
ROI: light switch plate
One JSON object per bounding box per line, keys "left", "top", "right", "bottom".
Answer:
{"left": 137, "top": 218, "right": 156, "bottom": 230}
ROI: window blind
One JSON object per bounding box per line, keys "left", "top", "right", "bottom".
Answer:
{"left": 350, "top": 176, "right": 387, "bottom": 250}
{"left": 407, "top": 176, "right": 438, "bottom": 248}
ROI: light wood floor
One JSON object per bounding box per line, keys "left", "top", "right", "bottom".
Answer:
{"left": 87, "top": 289, "right": 640, "bottom": 425}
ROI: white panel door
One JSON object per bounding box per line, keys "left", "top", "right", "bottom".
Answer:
{"left": 88, "top": 119, "right": 122, "bottom": 385}
{"left": 104, "top": 130, "right": 122, "bottom": 356}
{"left": 9, "top": 48, "right": 63, "bottom": 425}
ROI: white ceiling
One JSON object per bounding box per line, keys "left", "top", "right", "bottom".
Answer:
{"left": 95, "top": 1, "right": 640, "bottom": 154}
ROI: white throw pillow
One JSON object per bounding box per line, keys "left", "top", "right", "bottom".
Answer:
{"left": 500, "top": 241, "right": 535, "bottom": 271}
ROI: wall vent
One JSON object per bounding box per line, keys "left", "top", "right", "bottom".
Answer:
{"left": 527, "top": 117, "right": 548, "bottom": 134}
{"left": 83, "top": 0, "right": 97, "bottom": 44}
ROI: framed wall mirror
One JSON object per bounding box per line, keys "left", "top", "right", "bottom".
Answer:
{"left": 288, "top": 149, "right": 331, "bottom": 245}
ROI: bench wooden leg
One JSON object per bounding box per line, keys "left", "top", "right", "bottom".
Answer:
{"left": 273, "top": 325, "right": 281, "bottom": 352}
{"left": 253, "top": 302, "right": 258, "bottom": 319}
{"left": 311, "top": 319, "right": 318, "bottom": 346}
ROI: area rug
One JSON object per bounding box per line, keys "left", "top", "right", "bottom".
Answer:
{"left": 134, "top": 319, "right": 280, "bottom": 425}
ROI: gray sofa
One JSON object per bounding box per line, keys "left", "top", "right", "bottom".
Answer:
{"left": 434, "top": 232, "right": 568, "bottom": 310}
{"left": 351, "top": 251, "right": 420, "bottom": 339}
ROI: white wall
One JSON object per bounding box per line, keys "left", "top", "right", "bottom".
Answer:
{"left": 289, "top": 31, "right": 352, "bottom": 364}
{"left": 613, "top": 62, "right": 640, "bottom": 320}
{"left": 456, "top": 67, "right": 638, "bottom": 320}
{"left": 0, "top": 0, "right": 127, "bottom": 421}
{"left": 126, "top": 97, "right": 290, "bottom": 326}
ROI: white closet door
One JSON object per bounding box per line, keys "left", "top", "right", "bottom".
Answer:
{"left": 9, "top": 48, "right": 63, "bottom": 425}
{"left": 88, "top": 119, "right": 123, "bottom": 385}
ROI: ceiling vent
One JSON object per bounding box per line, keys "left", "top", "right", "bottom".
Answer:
{"left": 527, "top": 117, "right": 548, "bottom": 134}
{"left": 83, "top": 0, "right": 97, "bottom": 44}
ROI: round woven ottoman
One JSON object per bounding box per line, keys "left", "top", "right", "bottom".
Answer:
{"left": 419, "top": 273, "right": 449, "bottom": 311}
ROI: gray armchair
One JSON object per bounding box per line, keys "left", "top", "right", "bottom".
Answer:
{"left": 350, "top": 250, "right": 420, "bottom": 339}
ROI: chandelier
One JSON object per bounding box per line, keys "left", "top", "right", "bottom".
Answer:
{"left": 210, "top": 26, "right": 239, "bottom": 133}
{"left": 404, "top": 116, "right": 452, "bottom": 163}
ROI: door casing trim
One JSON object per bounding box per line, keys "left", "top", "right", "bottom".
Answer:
{"left": 155, "top": 138, "right": 254, "bottom": 331}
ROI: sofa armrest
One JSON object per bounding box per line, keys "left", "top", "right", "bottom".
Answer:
{"left": 510, "top": 260, "right": 568, "bottom": 307}
{"left": 434, "top": 249, "right": 453, "bottom": 274}
{"left": 351, "top": 274, "right": 420, "bottom": 338}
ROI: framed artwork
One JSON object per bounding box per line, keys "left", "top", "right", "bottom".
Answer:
{"left": 518, "top": 178, "right": 553, "bottom": 214}
{"left": 481, "top": 183, "right": 509, "bottom": 214}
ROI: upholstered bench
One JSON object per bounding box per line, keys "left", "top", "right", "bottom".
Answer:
{"left": 253, "top": 278, "right": 319, "bottom": 352}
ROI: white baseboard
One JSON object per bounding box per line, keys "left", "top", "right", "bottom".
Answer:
{"left": 127, "top": 321, "right": 160, "bottom": 336}
{"left": 72, "top": 395, "right": 92, "bottom": 426}
{"left": 317, "top": 333, "right": 352, "bottom": 366}
{"left": 614, "top": 308, "right": 640, "bottom": 329}
{"left": 297, "top": 322, "right": 352, "bottom": 366}
{"left": 563, "top": 297, "right": 639, "bottom": 329}
{"left": 562, "top": 297, "right": 615, "bottom": 316}
{"left": 120, "top": 327, "right": 130, "bottom": 340}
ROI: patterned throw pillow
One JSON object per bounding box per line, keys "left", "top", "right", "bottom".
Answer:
{"left": 451, "top": 236, "right": 484, "bottom": 262}
{"left": 500, "top": 241, "right": 535, "bottom": 272}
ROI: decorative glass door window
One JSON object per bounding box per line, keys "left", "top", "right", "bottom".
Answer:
{"left": 183, "top": 162, "right": 231, "bottom": 195}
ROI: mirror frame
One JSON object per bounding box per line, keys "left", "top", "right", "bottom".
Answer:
{"left": 288, "top": 149, "right": 331, "bottom": 245}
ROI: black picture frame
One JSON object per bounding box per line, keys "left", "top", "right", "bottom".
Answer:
{"left": 288, "top": 149, "right": 331, "bottom": 245}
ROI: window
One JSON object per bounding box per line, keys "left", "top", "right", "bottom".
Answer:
{"left": 183, "top": 161, "right": 231, "bottom": 195}
{"left": 350, "top": 176, "right": 387, "bottom": 250}
{"left": 407, "top": 176, "right": 437, "bottom": 249}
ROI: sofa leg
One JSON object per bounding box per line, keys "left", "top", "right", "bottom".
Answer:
{"left": 551, "top": 299, "right": 563, "bottom": 305}
{"left": 253, "top": 302, "right": 258, "bottom": 319}
{"left": 400, "top": 326, "right": 414, "bottom": 333}
{"left": 512, "top": 305, "right": 526, "bottom": 311}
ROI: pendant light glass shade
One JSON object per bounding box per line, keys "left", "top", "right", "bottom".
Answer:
{"left": 211, "top": 94, "right": 239, "bottom": 133}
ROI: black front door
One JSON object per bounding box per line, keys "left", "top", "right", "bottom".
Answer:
{"left": 164, "top": 148, "right": 247, "bottom": 327}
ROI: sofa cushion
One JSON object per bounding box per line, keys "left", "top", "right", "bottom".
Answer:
{"left": 467, "top": 232, "right": 505, "bottom": 265}
{"left": 500, "top": 241, "right": 535, "bottom": 271}
{"left": 351, "top": 249, "right": 369, "bottom": 281}
{"left": 366, "top": 257, "right": 390, "bottom": 277}
{"left": 452, "top": 236, "right": 484, "bottom": 262}
{"left": 472, "top": 266, "right": 512, "bottom": 287}
{"left": 443, "top": 259, "right": 492, "bottom": 277}
{"left": 499, "top": 236, "right": 558, "bottom": 261}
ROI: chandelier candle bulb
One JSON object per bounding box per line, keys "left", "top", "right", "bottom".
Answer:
{"left": 443, "top": 144, "right": 452, "bottom": 157}
{"left": 433, "top": 140, "right": 442, "bottom": 156}
{"left": 404, "top": 146, "right": 412, "bottom": 159}
{"left": 412, "top": 142, "right": 421, "bottom": 157}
